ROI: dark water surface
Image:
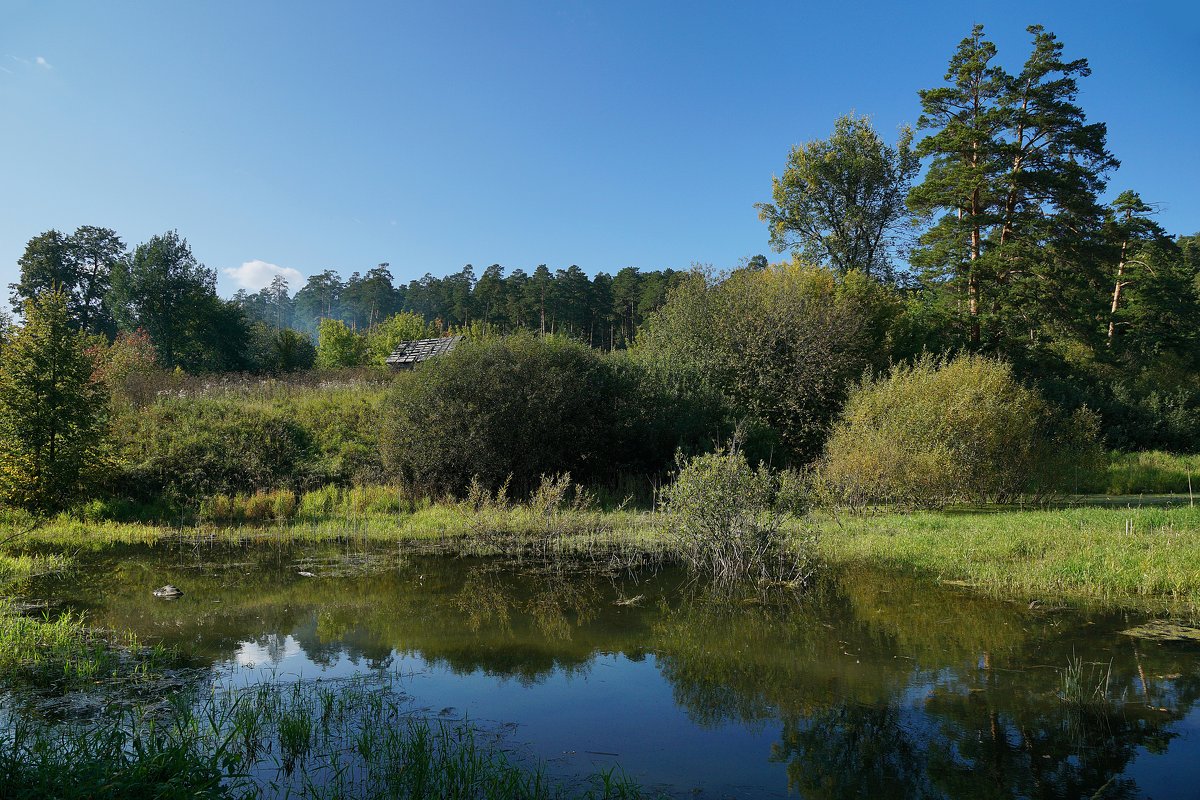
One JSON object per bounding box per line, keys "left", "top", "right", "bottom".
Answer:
{"left": 28, "top": 541, "right": 1200, "bottom": 799}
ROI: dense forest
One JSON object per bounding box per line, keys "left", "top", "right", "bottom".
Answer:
{"left": 1, "top": 24, "right": 1199, "bottom": 515}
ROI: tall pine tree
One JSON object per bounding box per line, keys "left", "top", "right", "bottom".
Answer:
{"left": 909, "top": 25, "right": 1116, "bottom": 351}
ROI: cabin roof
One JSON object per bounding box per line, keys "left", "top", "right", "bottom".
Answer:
{"left": 385, "top": 335, "right": 463, "bottom": 367}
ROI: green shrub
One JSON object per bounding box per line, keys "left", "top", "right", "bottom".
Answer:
{"left": 118, "top": 402, "right": 317, "bottom": 501}
{"left": 818, "top": 354, "right": 1101, "bottom": 508}
{"left": 661, "top": 440, "right": 814, "bottom": 585}
{"left": 109, "top": 376, "right": 387, "bottom": 506}
{"left": 380, "top": 334, "right": 627, "bottom": 496}
{"left": 315, "top": 319, "right": 368, "bottom": 369}
{"left": 636, "top": 263, "right": 895, "bottom": 461}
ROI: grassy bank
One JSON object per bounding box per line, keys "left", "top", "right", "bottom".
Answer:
{"left": 6, "top": 498, "right": 1200, "bottom": 609}
{"left": 1097, "top": 451, "right": 1200, "bottom": 495}
{"left": 812, "top": 504, "right": 1200, "bottom": 607}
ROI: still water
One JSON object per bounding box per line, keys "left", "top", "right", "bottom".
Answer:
{"left": 29, "top": 541, "right": 1200, "bottom": 798}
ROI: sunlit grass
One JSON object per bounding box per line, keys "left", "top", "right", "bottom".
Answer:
{"left": 0, "top": 603, "right": 177, "bottom": 693}
{"left": 812, "top": 505, "right": 1200, "bottom": 607}
{"left": 1098, "top": 451, "right": 1200, "bottom": 495}
{"left": 7, "top": 493, "right": 1200, "bottom": 609}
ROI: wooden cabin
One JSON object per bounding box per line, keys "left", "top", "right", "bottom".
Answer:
{"left": 385, "top": 336, "right": 464, "bottom": 370}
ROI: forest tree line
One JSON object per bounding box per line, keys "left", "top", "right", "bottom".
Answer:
{"left": 4, "top": 225, "right": 698, "bottom": 374}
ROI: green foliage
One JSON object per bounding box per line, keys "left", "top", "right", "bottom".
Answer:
{"left": 316, "top": 318, "right": 369, "bottom": 369}
{"left": 10, "top": 226, "right": 124, "bottom": 336}
{"left": 0, "top": 291, "right": 108, "bottom": 511}
{"left": 908, "top": 25, "right": 1116, "bottom": 348}
{"left": 245, "top": 324, "right": 317, "bottom": 373}
{"left": 818, "top": 355, "right": 1100, "bottom": 507}
{"left": 110, "top": 378, "right": 390, "bottom": 504}
{"left": 757, "top": 113, "right": 917, "bottom": 281}
{"left": 118, "top": 401, "right": 316, "bottom": 502}
{"left": 638, "top": 262, "right": 898, "bottom": 461}
{"left": 381, "top": 334, "right": 630, "bottom": 495}
{"left": 661, "top": 440, "right": 813, "bottom": 585}
{"left": 1098, "top": 451, "right": 1200, "bottom": 495}
{"left": 108, "top": 231, "right": 250, "bottom": 372}
{"left": 365, "top": 311, "right": 434, "bottom": 366}
{"left": 89, "top": 328, "right": 163, "bottom": 407}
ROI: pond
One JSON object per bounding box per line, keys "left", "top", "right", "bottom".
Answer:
{"left": 22, "top": 540, "right": 1200, "bottom": 798}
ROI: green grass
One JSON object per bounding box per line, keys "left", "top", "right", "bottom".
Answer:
{"left": 0, "top": 552, "right": 69, "bottom": 592}
{"left": 8, "top": 488, "right": 1200, "bottom": 612}
{"left": 811, "top": 504, "right": 1200, "bottom": 607}
{"left": 0, "top": 604, "right": 180, "bottom": 694}
{"left": 1098, "top": 450, "right": 1200, "bottom": 495}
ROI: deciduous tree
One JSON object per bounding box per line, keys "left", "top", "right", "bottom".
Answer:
{"left": 758, "top": 114, "right": 917, "bottom": 281}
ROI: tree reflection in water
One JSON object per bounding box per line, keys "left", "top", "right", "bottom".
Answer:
{"left": 34, "top": 544, "right": 1200, "bottom": 798}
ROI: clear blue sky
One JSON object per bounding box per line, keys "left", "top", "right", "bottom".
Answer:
{"left": 2, "top": 0, "right": 1197, "bottom": 299}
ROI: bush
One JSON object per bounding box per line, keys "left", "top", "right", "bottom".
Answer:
{"left": 108, "top": 376, "right": 388, "bottom": 506}
{"left": 117, "top": 401, "right": 318, "bottom": 502}
{"left": 636, "top": 263, "right": 894, "bottom": 461}
{"left": 315, "top": 319, "right": 368, "bottom": 369}
{"left": 818, "top": 354, "right": 1101, "bottom": 508}
{"left": 661, "top": 440, "right": 813, "bottom": 585}
{"left": 380, "top": 334, "right": 626, "bottom": 496}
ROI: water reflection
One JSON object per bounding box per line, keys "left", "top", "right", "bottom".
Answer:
{"left": 27, "top": 542, "right": 1200, "bottom": 798}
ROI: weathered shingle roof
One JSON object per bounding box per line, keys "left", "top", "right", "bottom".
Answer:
{"left": 385, "top": 336, "right": 463, "bottom": 367}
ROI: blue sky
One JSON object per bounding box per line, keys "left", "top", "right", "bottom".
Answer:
{"left": 2, "top": 1, "right": 1197, "bottom": 299}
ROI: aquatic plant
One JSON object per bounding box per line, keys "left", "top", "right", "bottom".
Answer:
{"left": 0, "top": 605, "right": 179, "bottom": 695}
{"left": 661, "top": 440, "right": 815, "bottom": 587}
{"left": 0, "top": 671, "right": 654, "bottom": 799}
{"left": 1059, "top": 652, "right": 1118, "bottom": 709}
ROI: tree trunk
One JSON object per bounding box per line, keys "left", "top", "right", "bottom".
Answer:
{"left": 1107, "top": 235, "right": 1130, "bottom": 345}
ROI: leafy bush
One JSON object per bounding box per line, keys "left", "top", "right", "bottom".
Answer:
{"left": 315, "top": 319, "right": 368, "bottom": 369}
{"left": 115, "top": 400, "right": 319, "bottom": 501}
{"left": 818, "top": 355, "right": 1101, "bottom": 508}
{"left": 661, "top": 440, "right": 813, "bottom": 585}
{"left": 380, "top": 334, "right": 627, "bottom": 496}
{"left": 109, "top": 377, "right": 388, "bottom": 506}
{"left": 637, "top": 263, "right": 895, "bottom": 461}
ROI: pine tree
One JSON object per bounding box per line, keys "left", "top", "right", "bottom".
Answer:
{"left": 909, "top": 25, "right": 1116, "bottom": 351}
{"left": 0, "top": 291, "right": 108, "bottom": 511}
{"left": 908, "top": 24, "right": 1009, "bottom": 347}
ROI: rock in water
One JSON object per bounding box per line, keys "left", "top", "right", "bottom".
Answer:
{"left": 153, "top": 584, "right": 183, "bottom": 599}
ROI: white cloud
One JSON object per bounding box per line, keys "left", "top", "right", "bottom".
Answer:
{"left": 6, "top": 55, "right": 51, "bottom": 71}
{"left": 222, "top": 260, "right": 303, "bottom": 291}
